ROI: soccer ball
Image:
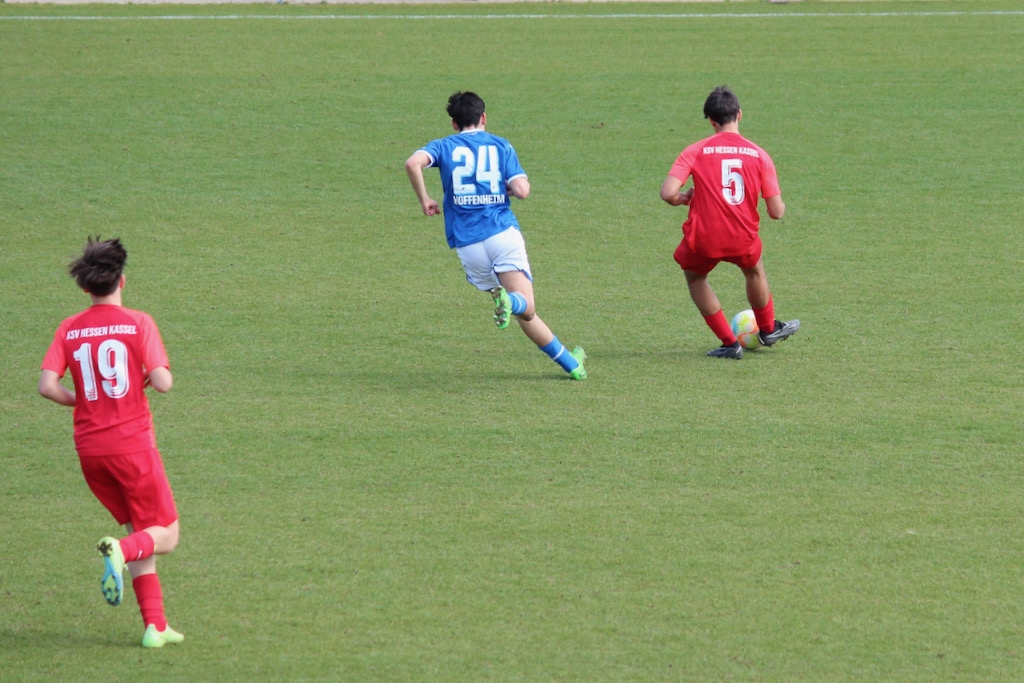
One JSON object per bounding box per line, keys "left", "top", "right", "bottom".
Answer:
{"left": 731, "top": 309, "right": 760, "bottom": 349}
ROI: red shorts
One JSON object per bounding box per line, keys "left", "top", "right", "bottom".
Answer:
{"left": 674, "top": 236, "right": 763, "bottom": 276}
{"left": 79, "top": 448, "right": 178, "bottom": 530}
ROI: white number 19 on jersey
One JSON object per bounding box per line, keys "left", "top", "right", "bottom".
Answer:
{"left": 72, "top": 340, "right": 130, "bottom": 401}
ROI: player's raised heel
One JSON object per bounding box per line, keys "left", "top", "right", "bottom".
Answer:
{"left": 569, "top": 346, "right": 588, "bottom": 380}
{"left": 707, "top": 343, "right": 743, "bottom": 359}
{"left": 142, "top": 623, "right": 184, "bottom": 649}
{"left": 96, "top": 536, "right": 125, "bottom": 607}
{"left": 490, "top": 287, "right": 512, "bottom": 330}
{"left": 759, "top": 319, "right": 800, "bottom": 347}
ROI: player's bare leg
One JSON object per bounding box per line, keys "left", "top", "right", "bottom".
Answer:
{"left": 497, "top": 270, "right": 586, "bottom": 379}
{"left": 96, "top": 518, "right": 179, "bottom": 608}
{"left": 131, "top": 521, "right": 179, "bottom": 557}
{"left": 684, "top": 270, "right": 742, "bottom": 359}
{"left": 740, "top": 259, "right": 771, "bottom": 310}
{"left": 740, "top": 260, "right": 800, "bottom": 346}
{"left": 497, "top": 270, "right": 551, "bottom": 346}
{"left": 122, "top": 521, "right": 184, "bottom": 648}
{"left": 684, "top": 270, "right": 723, "bottom": 318}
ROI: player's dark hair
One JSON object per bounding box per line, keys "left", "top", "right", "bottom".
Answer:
{"left": 447, "top": 91, "right": 485, "bottom": 130}
{"left": 68, "top": 236, "right": 127, "bottom": 296}
{"left": 703, "top": 85, "right": 741, "bottom": 125}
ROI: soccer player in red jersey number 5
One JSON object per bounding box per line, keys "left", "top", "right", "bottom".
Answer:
{"left": 660, "top": 86, "right": 800, "bottom": 359}
{"left": 38, "top": 237, "right": 184, "bottom": 648}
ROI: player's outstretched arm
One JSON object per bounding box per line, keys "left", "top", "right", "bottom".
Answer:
{"left": 38, "top": 369, "right": 75, "bottom": 406}
{"left": 405, "top": 151, "right": 440, "bottom": 216}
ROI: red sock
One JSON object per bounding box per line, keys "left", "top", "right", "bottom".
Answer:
{"left": 119, "top": 531, "right": 155, "bottom": 563}
{"left": 703, "top": 310, "right": 738, "bottom": 346}
{"left": 753, "top": 297, "right": 775, "bottom": 335}
{"left": 132, "top": 573, "right": 168, "bottom": 630}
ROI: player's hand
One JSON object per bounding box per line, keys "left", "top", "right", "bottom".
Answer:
{"left": 679, "top": 188, "right": 694, "bottom": 205}
{"left": 422, "top": 199, "right": 440, "bottom": 216}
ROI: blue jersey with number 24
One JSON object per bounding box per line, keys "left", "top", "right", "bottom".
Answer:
{"left": 420, "top": 130, "right": 527, "bottom": 249}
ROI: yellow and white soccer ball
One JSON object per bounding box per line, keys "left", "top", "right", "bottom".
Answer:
{"left": 731, "top": 309, "right": 761, "bottom": 349}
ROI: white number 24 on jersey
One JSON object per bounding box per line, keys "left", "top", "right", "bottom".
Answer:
{"left": 452, "top": 145, "right": 502, "bottom": 194}
{"left": 721, "top": 158, "right": 745, "bottom": 205}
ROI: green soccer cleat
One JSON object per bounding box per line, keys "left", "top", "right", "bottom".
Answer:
{"left": 569, "top": 346, "right": 588, "bottom": 380}
{"left": 96, "top": 536, "right": 125, "bottom": 607}
{"left": 490, "top": 287, "right": 512, "bottom": 330}
{"left": 142, "top": 623, "right": 185, "bottom": 649}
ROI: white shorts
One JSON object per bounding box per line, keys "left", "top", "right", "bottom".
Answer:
{"left": 456, "top": 227, "right": 533, "bottom": 291}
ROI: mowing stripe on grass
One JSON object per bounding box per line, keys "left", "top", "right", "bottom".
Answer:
{"left": 3, "top": 9, "right": 1023, "bottom": 21}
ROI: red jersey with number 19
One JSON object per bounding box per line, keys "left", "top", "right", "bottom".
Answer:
{"left": 42, "top": 304, "right": 170, "bottom": 457}
{"left": 668, "top": 131, "right": 780, "bottom": 259}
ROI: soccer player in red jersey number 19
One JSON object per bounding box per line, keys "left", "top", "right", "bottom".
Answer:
{"left": 660, "top": 86, "right": 800, "bottom": 359}
{"left": 39, "top": 237, "right": 184, "bottom": 648}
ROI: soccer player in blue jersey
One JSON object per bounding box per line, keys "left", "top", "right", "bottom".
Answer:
{"left": 405, "top": 91, "right": 587, "bottom": 380}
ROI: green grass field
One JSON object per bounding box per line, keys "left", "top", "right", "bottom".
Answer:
{"left": 2, "top": 0, "right": 1023, "bottom": 679}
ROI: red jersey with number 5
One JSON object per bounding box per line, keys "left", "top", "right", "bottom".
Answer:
{"left": 42, "top": 304, "right": 170, "bottom": 457}
{"left": 668, "top": 131, "right": 780, "bottom": 258}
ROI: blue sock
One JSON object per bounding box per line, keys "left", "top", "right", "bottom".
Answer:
{"left": 509, "top": 292, "right": 527, "bottom": 316}
{"left": 539, "top": 336, "right": 579, "bottom": 373}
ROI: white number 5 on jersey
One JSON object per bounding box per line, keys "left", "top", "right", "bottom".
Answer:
{"left": 721, "top": 158, "right": 745, "bottom": 205}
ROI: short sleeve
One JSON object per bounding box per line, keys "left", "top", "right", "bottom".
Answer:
{"left": 760, "top": 152, "right": 781, "bottom": 198}
{"left": 419, "top": 139, "right": 442, "bottom": 168}
{"left": 502, "top": 141, "right": 527, "bottom": 183}
{"left": 136, "top": 312, "right": 170, "bottom": 371}
{"left": 668, "top": 141, "right": 703, "bottom": 183}
{"left": 41, "top": 324, "right": 68, "bottom": 375}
